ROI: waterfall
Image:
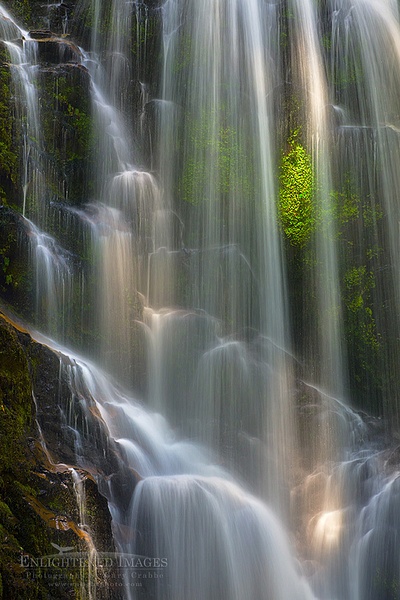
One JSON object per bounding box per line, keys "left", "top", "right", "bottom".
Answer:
{"left": 47, "top": 349, "right": 316, "bottom": 600}
{"left": 158, "top": 0, "right": 295, "bottom": 511}
{"left": 329, "top": 0, "right": 400, "bottom": 423}
{"left": 289, "top": 0, "right": 346, "bottom": 404}
{"left": 2, "top": 0, "right": 400, "bottom": 599}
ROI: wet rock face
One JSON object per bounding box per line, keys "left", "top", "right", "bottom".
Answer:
{"left": 36, "top": 61, "right": 93, "bottom": 207}
{"left": 27, "top": 32, "right": 82, "bottom": 64}
{"left": 0, "top": 43, "right": 19, "bottom": 207}
{"left": 3, "top": 0, "right": 78, "bottom": 34}
{"left": 0, "top": 208, "right": 33, "bottom": 321}
{"left": 17, "top": 329, "right": 119, "bottom": 477}
{"left": 29, "top": 29, "right": 53, "bottom": 39}
{"left": 0, "top": 314, "right": 120, "bottom": 599}
{"left": 0, "top": 0, "right": 159, "bottom": 382}
{"left": 0, "top": 310, "right": 124, "bottom": 476}
{"left": 0, "top": 34, "right": 93, "bottom": 212}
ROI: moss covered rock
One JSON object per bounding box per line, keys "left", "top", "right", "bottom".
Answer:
{"left": 0, "top": 313, "right": 120, "bottom": 599}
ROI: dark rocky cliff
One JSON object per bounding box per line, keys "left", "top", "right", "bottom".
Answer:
{"left": 0, "top": 311, "right": 122, "bottom": 599}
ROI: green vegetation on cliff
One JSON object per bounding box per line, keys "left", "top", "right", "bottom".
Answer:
{"left": 0, "top": 317, "right": 49, "bottom": 599}
{"left": 0, "top": 315, "right": 115, "bottom": 599}
{"left": 333, "top": 177, "right": 385, "bottom": 406}
{"left": 10, "top": 0, "right": 31, "bottom": 24}
{"left": 0, "top": 44, "right": 18, "bottom": 206}
{"left": 279, "top": 129, "right": 315, "bottom": 247}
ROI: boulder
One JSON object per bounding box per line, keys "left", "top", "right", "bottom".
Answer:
{"left": 0, "top": 312, "right": 122, "bottom": 599}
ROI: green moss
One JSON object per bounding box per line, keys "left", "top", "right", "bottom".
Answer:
{"left": 79, "top": 1, "right": 112, "bottom": 34}
{"left": 344, "top": 265, "right": 381, "bottom": 374}
{"left": 0, "top": 320, "right": 41, "bottom": 598}
{"left": 54, "top": 87, "right": 92, "bottom": 159}
{"left": 0, "top": 48, "right": 18, "bottom": 198}
{"left": 334, "top": 190, "right": 360, "bottom": 224}
{"left": 0, "top": 499, "right": 14, "bottom": 524}
{"left": 324, "top": 32, "right": 364, "bottom": 89}
{"left": 0, "top": 322, "right": 32, "bottom": 470}
{"left": 0, "top": 226, "right": 28, "bottom": 294}
{"left": 0, "top": 318, "right": 81, "bottom": 598}
{"left": 33, "top": 69, "right": 94, "bottom": 207}
{"left": 331, "top": 175, "right": 385, "bottom": 401}
{"left": 279, "top": 129, "right": 315, "bottom": 247}
{"left": 322, "top": 34, "right": 332, "bottom": 50}
{"left": 7, "top": 0, "right": 31, "bottom": 26}
{"left": 332, "top": 176, "right": 383, "bottom": 233}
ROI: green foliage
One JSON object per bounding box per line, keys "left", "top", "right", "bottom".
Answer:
{"left": 35, "top": 70, "right": 94, "bottom": 206}
{"left": 0, "top": 227, "right": 26, "bottom": 292}
{"left": 344, "top": 265, "right": 381, "bottom": 371}
{"left": 332, "top": 176, "right": 383, "bottom": 233}
{"left": 0, "top": 320, "right": 32, "bottom": 468}
{"left": 0, "top": 53, "right": 18, "bottom": 193}
{"left": 333, "top": 175, "right": 384, "bottom": 397}
{"left": 9, "top": 0, "right": 31, "bottom": 26}
{"left": 279, "top": 129, "right": 315, "bottom": 247}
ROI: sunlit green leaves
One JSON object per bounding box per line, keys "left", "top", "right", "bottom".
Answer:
{"left": 278, "top": 129, "right": 315, "bottom": 247}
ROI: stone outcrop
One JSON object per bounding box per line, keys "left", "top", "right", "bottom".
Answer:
{"left": 28, "top": 31, "right": 82, "bottom": 64}
{"left": 0, "top": 312, "right": 123, "bottom": 599}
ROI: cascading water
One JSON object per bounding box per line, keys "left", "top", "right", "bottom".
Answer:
{"left": 329, "top": 0, "right": 400, "bottom": 423}
{"left": 156, "top": 0, "right": 295, "bottom": 512}
{"left": 289, "top": 0, "right": 346, "bottom": 406}
{"left": 0, "top": 13, "right": 83, "bottom": 342}
{"left": 52, "top": 349, "right": 316, "bottom": 600}
{"left": 2, "top": 0, "right": 400, "bottom": 599}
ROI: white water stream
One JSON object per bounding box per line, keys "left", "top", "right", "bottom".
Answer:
{"left": 2, "top": 1, "right": 400, "bottom": 599}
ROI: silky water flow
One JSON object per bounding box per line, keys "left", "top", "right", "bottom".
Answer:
{"left": 1, "top": 0, "right": 400, "bottom": 599}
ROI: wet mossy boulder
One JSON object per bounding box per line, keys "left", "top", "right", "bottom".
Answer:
{"left": 28, "top": 345, "right": 120, "bottom": 476}
{"left": 0, "top": 315, "right": 74, "bottom": 598}
{"left": 0, "top": 316, "right": 33, "bottom": 469}
{"left": 0, "top": 313, "right": 121, "bottom": 599}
